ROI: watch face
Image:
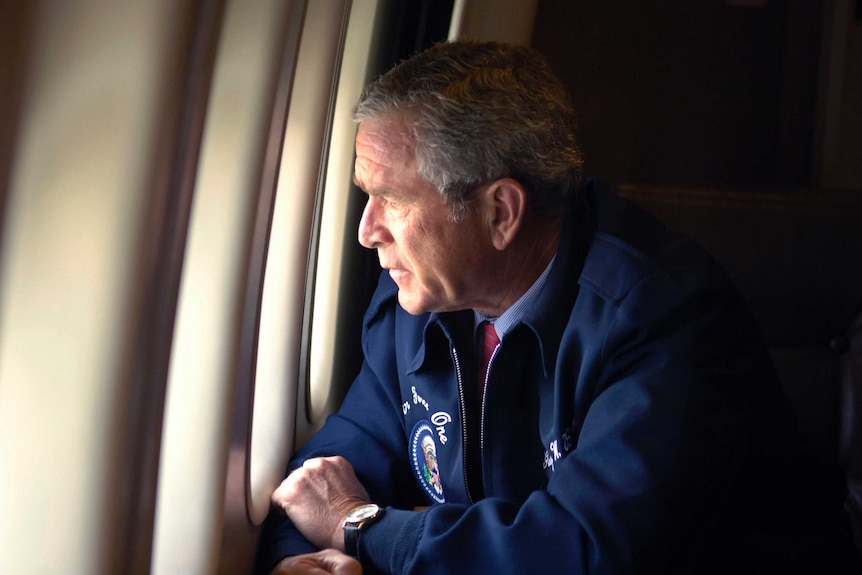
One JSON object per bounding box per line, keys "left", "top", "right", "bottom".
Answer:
{"left": 347, "top": 503, "right": 380, "bottom": 523}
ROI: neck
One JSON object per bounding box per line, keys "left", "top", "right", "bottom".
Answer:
{"left": 474, "top": 216, "right": 563, "bottom": 317}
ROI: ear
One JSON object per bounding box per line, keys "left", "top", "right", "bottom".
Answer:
{"left": 480, "top": 178, "right": 527, "bottom": 250}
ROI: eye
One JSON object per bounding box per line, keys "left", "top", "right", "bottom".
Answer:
{"left": 377, "top": 193, "right": 404, "bottom": 213}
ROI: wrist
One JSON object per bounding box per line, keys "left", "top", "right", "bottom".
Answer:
{"left": 342, "top": 503, "right": 385, "bottom": 558}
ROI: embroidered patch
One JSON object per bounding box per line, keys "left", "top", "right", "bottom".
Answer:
{"left": 410, "top": 420, "right": 445, "bottom": 503}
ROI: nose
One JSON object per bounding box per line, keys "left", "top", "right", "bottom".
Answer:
{"left": 358, "top": 195, "right": 388, "bottom": 249}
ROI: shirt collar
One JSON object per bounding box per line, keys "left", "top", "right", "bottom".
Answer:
{"left": 473, "top": 255, "right": 556, "bottom": 339}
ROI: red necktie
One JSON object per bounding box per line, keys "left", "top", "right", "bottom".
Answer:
{"left": 478, "top": 321, "right": 500, "bottom": 402}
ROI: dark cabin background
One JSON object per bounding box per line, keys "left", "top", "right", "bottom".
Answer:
{"left": 531, "top": 0, "right": 861, "bottom": 191}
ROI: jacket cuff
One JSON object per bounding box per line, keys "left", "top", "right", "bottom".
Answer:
{"left": 359, "top": 507, "right": 425, "bottom": 575}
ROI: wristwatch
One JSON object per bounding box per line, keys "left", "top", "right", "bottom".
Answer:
{"left": 343, "top": 503, "right": 385, "bottom": 558}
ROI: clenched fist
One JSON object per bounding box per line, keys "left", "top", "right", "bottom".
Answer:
{"left": 271, "top": 456, "right": 371, "bottom": 552}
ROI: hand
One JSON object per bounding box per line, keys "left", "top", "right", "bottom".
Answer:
{"left": 270, "top": 550, "right": 362, "bottom": 575}
{"left": 271, "top": 456, "right": 371, "bottom": 551}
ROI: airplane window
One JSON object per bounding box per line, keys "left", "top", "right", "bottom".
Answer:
{"left": 151, "top": 1, "right": 301, "bottom": 573}
{"left": 247, "top": 0, "right": 355, "bottom": 526}
{"left": 0, "top": 3, "right": 202, "bottom": 573}
{"left": 305, "top": 0, "right": 458, "bottom": 440}
{"left": 304, "top": 3, "right": 386, "bottom": 433}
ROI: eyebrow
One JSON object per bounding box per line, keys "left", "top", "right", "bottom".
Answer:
{"left": 352, "top": 173, "right": 375, "bottom": 195}
{"left": 353, "top": 174, "right": 394, "bottom": 199}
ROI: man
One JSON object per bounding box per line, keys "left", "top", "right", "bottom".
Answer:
{"left": 257, "top": 40, "right": 793, "bottom": 574}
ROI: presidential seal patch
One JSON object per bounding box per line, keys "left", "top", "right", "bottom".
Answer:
{"left": 410, "top": 420, "right": 445, "bottom": 503}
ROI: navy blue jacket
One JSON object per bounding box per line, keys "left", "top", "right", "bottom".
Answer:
{"left": 258, "top": 179, "right": 791, "bottom": 574}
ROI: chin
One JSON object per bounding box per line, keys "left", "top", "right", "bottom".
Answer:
{"left": 397, "top": 297, "right": 428, "bottom": 316}
{"left": 396, "top": 291, "right": 433, "bottom": 316}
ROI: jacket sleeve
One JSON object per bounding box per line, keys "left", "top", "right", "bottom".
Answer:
{"left": 256, "top": 285, "right": 426, "bottom": 574}
{"left": 355, "top": 271, "right": 780, "bottom": 574}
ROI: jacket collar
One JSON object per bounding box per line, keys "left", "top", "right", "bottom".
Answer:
{"left": 518, "top": 179, "right": 595, "bottom": 376}
{"left": 406, "top": 309, "right": 472, "bottom": 375}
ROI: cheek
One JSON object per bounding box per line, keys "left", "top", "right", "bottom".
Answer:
{"left": 423, "top": 231, "right": 476, "bottom": 287}
{"left": 412, "top": 223, "right": 451, "bottom": 266}
{"left": 399, "top": 208, "right": 473, "bottom": 281}
{"left": 396, "top": 214, "right": 433, "bottom": 257}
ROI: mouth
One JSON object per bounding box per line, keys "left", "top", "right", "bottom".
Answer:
{"left": 387, "top": 268, "right": 407, "bottom": 281}
{"left": 380, "top": 256, "right": 408, "bottom": 282}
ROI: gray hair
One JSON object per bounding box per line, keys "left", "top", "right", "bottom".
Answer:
{"left": 353, "top": 40, "right": 583, "bottom": 221}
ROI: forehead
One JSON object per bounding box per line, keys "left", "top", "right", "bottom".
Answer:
{"left": 353, "top": 114, "right": 418, "bottom": 192}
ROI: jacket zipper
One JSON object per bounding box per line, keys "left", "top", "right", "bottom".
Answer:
{"left": 480, "top": 341, "right": 501, "bottom": 474}
{"left": 451, "top": 345, "right": 474, "bottom": 504}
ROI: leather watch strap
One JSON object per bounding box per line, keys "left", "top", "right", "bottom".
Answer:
{"left": 342, "top": 503, "right": 384, "bottom": 559}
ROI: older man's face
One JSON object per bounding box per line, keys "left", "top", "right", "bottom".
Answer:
{"left": 355, "top": 114, "right": 486, "bottom": 315}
